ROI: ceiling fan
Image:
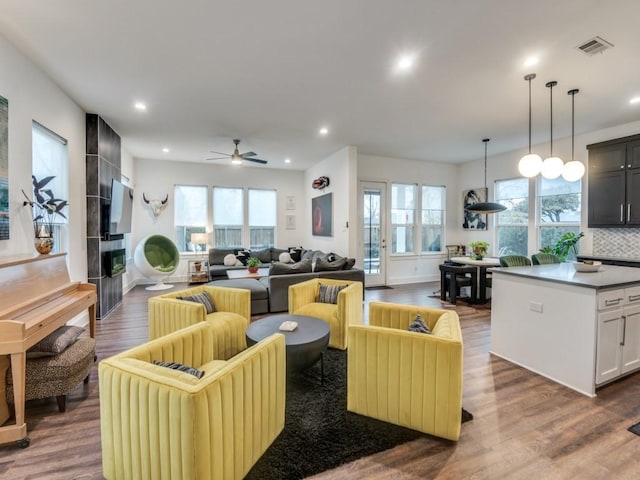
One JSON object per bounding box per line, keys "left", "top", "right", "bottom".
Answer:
{"left": 205, "top": 139, "right": 268, "bottom": 165}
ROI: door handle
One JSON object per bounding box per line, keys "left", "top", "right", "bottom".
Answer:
{"left": 621, "top": 204, "right": 624, "bottom": 222}
{"left": 621, "top": 315, "right": 627, "bottom": 346}
{"left": 629, "top": 204, "right": 632, "bottom": 221}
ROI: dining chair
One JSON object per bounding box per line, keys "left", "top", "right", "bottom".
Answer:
{"left": 531, "top": 253, "right": 561, "bottom": 265}
{"left": 439, "top": 263, "right": 477, "bottom": 304}
{"left": 499, "top": 255, "right": 532, "bottom": 267}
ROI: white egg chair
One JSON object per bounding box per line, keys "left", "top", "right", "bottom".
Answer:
{"left": 134, "top": 234, "right": 180, "bottom": 290}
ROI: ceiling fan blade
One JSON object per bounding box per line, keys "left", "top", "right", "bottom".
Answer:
{"left": 245, "top": 157, "right": 268, "bottom": 165}
{"left": 240, "top": 151, "right": 257, "bottom": 157}
{"left": 209, "top": 150, "right": 231, "bottom": 156}
{"left": 204, "top": 156, "right": 228, "bottom": 161}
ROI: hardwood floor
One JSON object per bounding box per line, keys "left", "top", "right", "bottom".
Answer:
{"left": 1, "top": 283, "right": 640, "bottom": 479}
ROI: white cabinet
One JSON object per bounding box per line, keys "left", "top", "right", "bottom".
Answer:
{"left": 595, "top": 287, "right": 640, "bottom": 386}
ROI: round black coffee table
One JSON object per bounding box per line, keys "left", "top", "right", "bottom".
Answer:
{"left": 246, "top": 314, "right": 330, "bottom": 380}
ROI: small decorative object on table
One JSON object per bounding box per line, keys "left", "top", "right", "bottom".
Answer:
{"left": 246, "top": 257, "right": 262, "bottom": 273}
{"left": 572, "top": 260, "right": 602, "bottom": 272}
{"left": 279, "top": 320, "right": 298, "bottom": 331}
{"left": 21, "top": 175, "right": 68, "bottom": 255}
{"left": 469, "top": 241, "right": 489, "bottom": 260}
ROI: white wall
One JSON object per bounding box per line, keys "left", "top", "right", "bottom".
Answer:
{"left": 304, "top": 146, "right": 357, "bottom": 257}
{"left": 0, "top": 33, "right": 87, "bottom": 282}
{"left": 120, "top": 148, "right": 136, "bottom": 292}
{"left": 131, "top": 158, "right": 307, "bottom": 283}
{"left": 357, "top": 153, "right": 459, "bottom": 284}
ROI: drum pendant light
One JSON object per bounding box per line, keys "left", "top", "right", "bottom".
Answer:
{"left": 465, "top": 138, "right": 506, "bottom": 214}
{"left": 518, "top": 73, "right": 543, "bottom": 177}
{"left": 562, "top": 89, "right": 585, "bottom": 182}
{"left": 540, "top": 80, "right": 564, "bottom": 179}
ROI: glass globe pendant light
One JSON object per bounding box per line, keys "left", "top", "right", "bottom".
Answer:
{"left": 465, "top": 138, "right": 507, "bottom": 214}
{"left": 562, "top": 89, "right": 585, "bottom": 182}
{"left": 518, "top": 73, "right": 543, "bottom": 177}
{"left": 540, "top": 80, "right": 564, "bottom": 179}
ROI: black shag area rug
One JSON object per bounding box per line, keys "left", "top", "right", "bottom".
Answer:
{"left": 628, "top": 421, "right": 640, "bottom": 436}
{"left": 245, "top": 348, "right": 472, "bottom": 480}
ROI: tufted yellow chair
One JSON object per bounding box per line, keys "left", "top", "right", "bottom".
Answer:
{"left": 347, "top": 302, "right": 463, "bottom": 441}
{"left": 288, "top": 278, "right": 363, "bottom": 350}
{"left": 148, "top": 284, "right": 251, "bottom": 339}
{"left": 99, "top": 319, "right": 285, "bottom": 480}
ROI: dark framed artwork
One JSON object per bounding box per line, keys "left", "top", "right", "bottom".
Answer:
{"left": 0, "top": 95, "right": 8, "bottom": 240}
{"left": 462, "top": 187, "right": 487, "bottom": 230}
{"left": 311, "top": 192, "right": 332, "bottom": 237}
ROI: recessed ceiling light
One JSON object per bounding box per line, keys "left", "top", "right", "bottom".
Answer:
{"left": 394, "top": 53, "right": 416, "bottom": 73}
{"left": 162, "top": 147, "right": 170, "bottom": 153}
{"left": 523, "top": 56, "right": 539, "bottom": 67}
{"left": 630, "top": 97, "right": 640, "bottom": 105}
{"left": 319, "top": 127, "right": 329, "bottom": 136}
{"left": 284, "top": 158, "right": 291, "bottom": 164}
{"left": 134, "top": 101, "right": 147, "bottom": 111}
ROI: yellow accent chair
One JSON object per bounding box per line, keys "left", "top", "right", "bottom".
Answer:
{"left": 148, "top": 284, "right": 251, "bottom": 340}
{"left": 99, "top": 319, "right": 285, "bottom": 480}
{"left": 347, "top": 302, "right": 464, "bottom": 441}
{"left": 288, "top": 278, "right": 363, "bottom": 350}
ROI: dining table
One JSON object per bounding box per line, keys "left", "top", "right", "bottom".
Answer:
{"left": 449, "top": 256, "right": 501, "bottom": 303}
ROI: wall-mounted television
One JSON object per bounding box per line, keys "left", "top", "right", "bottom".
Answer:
{"left": 108, "top": 179, "right": 133, "bottom": 235}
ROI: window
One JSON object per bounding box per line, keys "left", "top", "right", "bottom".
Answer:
{"left": 421, "top": 185, "right": 445, "bottom": 252}
{"left": 495, "top": 178, "right": 529, "bottom": 256}
{"left": 213, "top": 187, "right": 244, "bottom": 247}
{"left": 32, "top": 121, "right": 68, "bottom": 254}
{"left": 248, "top": 189, "right": 276, "bottom": 249}
{"left": 537, "top": 176, "right": 581, "bottom": 258}
{"left": 174, "top": 185, "right": 207, "bottom": 252}
{"left": 391, "top": 183, "right": 416, "bottom": 254}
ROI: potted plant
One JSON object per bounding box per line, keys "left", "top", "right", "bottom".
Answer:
{"left": 246, "top": 257, "right": 262, "bottom": 273}
{"left": 469, "top": 240, "right": 489, "bottom": 260}
{"left": 541, "top": 231, "right": 584, "bottom": 262}
{"left": 21, "top": 175, "right": 68, "bottom": 254}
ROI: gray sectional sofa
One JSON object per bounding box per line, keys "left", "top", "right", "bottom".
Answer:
{"left": 206, "top": 247, "right": 364, "bottom": 314}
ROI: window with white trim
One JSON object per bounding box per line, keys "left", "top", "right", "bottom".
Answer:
{"left": 248, "top": 189, "right": 276, "bottom": 249}
{"left": 174, "top": 185, "right": 207, "bottom": 252}
{"left": 421, "top": 185, "right": 445, "bottom": 253}
{"left": 213, "top": 187, "right": 243, "bottom": 247}
{"left": 537, "top": 176, "right": 581, "bottom": 258}
{"left": 391, "top": 183, "right": 416, "bottom": 254}
{"left": 495, "top": 178, "right": 529, "bottom": 256}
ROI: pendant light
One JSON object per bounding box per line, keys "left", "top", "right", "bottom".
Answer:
{"left": 518, "top": 73, "right": 543, "bottom": 177}
{"left": 562, "top": 89, "right": 585, "bottom": 182}
{"left": 465, "top": 138, "right": 506, "bottom": 214}
{"left": 540, "top": 81, "right": 564, "bottom": 179}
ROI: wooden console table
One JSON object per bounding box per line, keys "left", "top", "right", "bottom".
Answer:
{"left": 0, "top": 253, "right": 96, "bottom": 448}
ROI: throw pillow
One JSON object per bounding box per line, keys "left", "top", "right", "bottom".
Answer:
{"left": 27, "top": 325, "right": 85, "bottom": 357}
{"left": 288, "top": 247, "right": 304, "bottom": 262}
{"left": 269, "top": 259, "right": 313, "bottom": 275}
{"left": 235, "top": 249, "right": 251, "bottom": 265}
{"left": 177, "top": 292, "right": 216, "bottom": 314}
{"left": 407, "top": 314, "right": 431, "bottom": 334}
{"left": 315, "top": 257, "right": 347, "bottom": 271}
{"left": 343, "top": 258, "right": 356, "bottom": 270}
{"left": 223, "top": 253, "right": 237, "bottom": 266}
{"left": 152, "top": 360, "right": 205, "bottom": 379}
{"left": 279, "top": 252, "right": 294, "bottom": 264}
{"left": 317, "top": 283, "right": 347, "bottom": 304}
{"left": 252, "top": 248, "right": 273, "bottom": 264}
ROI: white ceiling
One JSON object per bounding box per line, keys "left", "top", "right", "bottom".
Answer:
{"left": 0, "top": 0, "right": 639, "bottom": 170}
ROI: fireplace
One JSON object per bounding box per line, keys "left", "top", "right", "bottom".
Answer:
{"left": 104, "top": 248, "right": 126, "bottom": 277}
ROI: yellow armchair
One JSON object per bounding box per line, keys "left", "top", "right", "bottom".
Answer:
{"left": 148, "top": 284, "right": 251, "bottom": 339}
{"left": 288, "top": 278, "right": 363, "bottom": 350}
{"left": 99, "top": 319, "right": 285, "bottom": 480}
{"left": 347, "top": 301, "right": 463, "bottom": 441}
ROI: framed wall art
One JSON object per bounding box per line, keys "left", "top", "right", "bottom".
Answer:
{"left": 311, "top": 192, "right": 332, "bottom": 237}
{"left": 462, "top": 187, "right": 487, "bottom": 230}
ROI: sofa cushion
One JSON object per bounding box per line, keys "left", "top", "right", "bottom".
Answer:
{"left": 317, "top": 283, "right": 347, "bottom": 304}
{"left": 209, "top": 248, "right": 238, "bottom": 265}
{"left": 407, "top": 314, "right": 431, "bottom": 334}
{"left": 270, "top": 248, "right": 287, "bottom": 262}
{"left": 236, "top": 249, "right": 252, "bottom": 265}
{"left": 269, "top": 259, "right": 313, "bottom": 275}
{"left": 315, "top": 257, "right": 347, "bottom": 271}
{"left": 177, "top": 292, "right": 216, "bottom": 314}
{"left": 279, "top": 252, "right": 294, "bottom": 263}
{"left": 288, "top": 247, "right": 304, "bottom": 262}
{"left": 152, "top": 360, "right": 205, "bottom": 379}
{"left": 252, "top": 248, "right": 273, "bottom": 264}
{"left": 27, "top": 325, "right": 85, "bottom": 357}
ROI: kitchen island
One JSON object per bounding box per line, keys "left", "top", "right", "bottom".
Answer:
{"left": 490, "top": 263, "right": 640, "bottom": 397}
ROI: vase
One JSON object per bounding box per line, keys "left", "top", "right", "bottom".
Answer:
{"left": 35, "top": 236, "right": 54, "bottom": 254}
{"left": 248, "top": 266, "right": 259, "bottom": 274}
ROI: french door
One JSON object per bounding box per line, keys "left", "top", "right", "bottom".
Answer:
{"left": 360, "top": 181, "right": 386, "bottom": 286}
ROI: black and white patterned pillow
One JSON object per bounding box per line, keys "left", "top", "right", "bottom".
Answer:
{"left": 177, "top": 292, "right": 216, "bottom": 314}
{"left": 235, "top": 249, "right": 252, "bottom": 265}
{"left": 317, "top": 283, "right": 347, "bottom": 304}
{"left": 407, "top": 314, "right": 431, "bottom": 334}
{"left": 152, "top": 360, "right": 205, "bottom": 379}
{"left": 27, "top": 325, "right": 84, "bottom": 356}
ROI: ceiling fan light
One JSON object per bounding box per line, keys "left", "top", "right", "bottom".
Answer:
{"left": 518, "top": 153, "right": 543, "bottom": 177}
{"left": 541, "top": 156, "right": 564, "bottom": 179}
{"left": 562, "top": 160, "right": 585, "bottom": 182}
{"left": 231, "top": 158, "right": 242, "bottom": 165}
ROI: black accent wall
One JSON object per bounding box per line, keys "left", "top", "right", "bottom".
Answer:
{"left": 86, "top": 114, "right": 123, "bottom": 319}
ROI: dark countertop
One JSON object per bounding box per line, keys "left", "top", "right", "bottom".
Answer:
{"left": 576, "top": 254, "right": 640, "bottom": 267}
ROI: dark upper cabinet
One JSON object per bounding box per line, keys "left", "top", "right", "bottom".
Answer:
{"left": 588, "top": 134, "right": 640, "bottom": 227}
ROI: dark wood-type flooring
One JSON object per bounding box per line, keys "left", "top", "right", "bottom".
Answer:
{"left": 1, "top": 283, "right": 640, "bottom": 479}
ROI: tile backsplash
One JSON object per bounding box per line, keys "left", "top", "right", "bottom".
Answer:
{"left": 593, "top": 228, "right": 640, "bottom": 258}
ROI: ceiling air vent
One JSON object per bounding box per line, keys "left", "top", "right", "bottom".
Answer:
{"left": 576, "top": 36, "right": 614, "bottom": 56}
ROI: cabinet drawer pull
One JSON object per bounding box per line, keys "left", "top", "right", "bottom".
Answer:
{"left": 628, "top": 294, "right": 640, "bottom": 302}
{"left": 628, "top": 204, "right": 631, "bottom": 220}
{"left": 605, "top": 298, "right": 623, "bottom": 306}
{"left": 622, "top": 315, "right": 627, "bottom": 346}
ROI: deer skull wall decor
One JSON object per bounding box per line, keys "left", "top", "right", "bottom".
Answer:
{"left": 142, "top": 193, "right": 168, "bottom": 222}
